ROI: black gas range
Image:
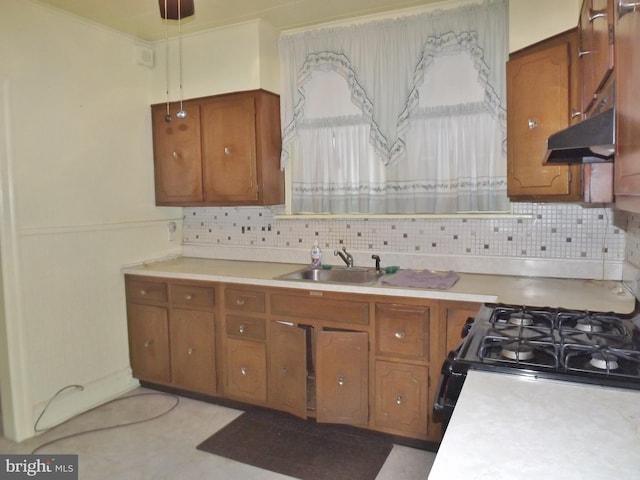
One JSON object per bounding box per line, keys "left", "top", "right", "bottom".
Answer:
{"left": 434, "top": 303, "right": 640, "bottom": 427}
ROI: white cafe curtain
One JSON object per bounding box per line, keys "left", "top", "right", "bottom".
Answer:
{"left": 279, "top": 0, "right": 509, "bottom": 214}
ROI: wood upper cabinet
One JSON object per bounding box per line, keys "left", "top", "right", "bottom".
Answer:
{"left": 507, "top": 29, "right": 582, "bottom": 201}
{"left": 579, "top": 0, "right": 615, "bottom": 113}
{"left": 151, "top": 89, "right": 284, "bottom": 207}
{"left": 614, "top": 3, "right": 640, "bottom": 211}
{"left": 151, "top": 103, "right": 203, "bottom": 204}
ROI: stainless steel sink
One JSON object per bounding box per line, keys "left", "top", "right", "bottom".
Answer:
{"left": 276, "top": 266, "right": 384, "bottom": 285}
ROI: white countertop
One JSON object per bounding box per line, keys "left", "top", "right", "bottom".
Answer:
{"left": 429, "top": 370, "right": 640, "bottom": 480}
{"left": 122, "top": 256, "right": 636, "bottom": 313}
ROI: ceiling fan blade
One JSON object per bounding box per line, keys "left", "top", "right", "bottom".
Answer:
{"left": 159, "top": 0, "right": 195, "bottom": 20}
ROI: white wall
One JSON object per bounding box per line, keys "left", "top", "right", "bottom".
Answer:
{"left": 509, "top": 0, "right": 580, "bottom": 52}
{"left": 0, "top": 0, "right": 182, "bottom": 440}
{"left": 149, "top": 19, "right": 281, "bottom": 103}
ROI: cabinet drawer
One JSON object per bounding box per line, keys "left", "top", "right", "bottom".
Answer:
{"left": 126, "top": 277, "right": 168, "bottom": 304}
{"left": 271, "top": 293, "right": 369, "bottom": 325}
{"left": 226, "top": 315, "right": 266, "bottom": 341}
{"left": 375, "top": 303, "right": 429, "bottom": 360}
{"left": 170, "top": 284, "right": 215, "bottom": 309}
{"left": 225, "top": 287, "right": 265, "bottom": 313}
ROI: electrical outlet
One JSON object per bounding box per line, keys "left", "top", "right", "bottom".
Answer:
{"left": 168, "top": 221, "right": 177, "bottom": 241}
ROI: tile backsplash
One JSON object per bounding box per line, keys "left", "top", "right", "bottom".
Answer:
{"left": 183, "top": 202, "right": 627, "bottom": 266}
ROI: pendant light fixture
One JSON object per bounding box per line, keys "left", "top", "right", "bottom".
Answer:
{"left": 175, "top": 0, "right": 187, "bottom": 119}
{"left": 159, "top": 0, "right": 195, "bottom": 122}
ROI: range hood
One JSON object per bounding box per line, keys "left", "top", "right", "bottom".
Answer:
{"left": 545, "top": 108, "right": 615, "bottom": 164}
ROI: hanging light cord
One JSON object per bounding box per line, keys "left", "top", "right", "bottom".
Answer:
{"left": 164, "top": 0, "right": 170, "bottom": 119}
{"left": 178, "top": 0, "right": 185, "bottom": 114}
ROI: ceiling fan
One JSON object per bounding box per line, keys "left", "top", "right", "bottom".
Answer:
{"left": 158, "top": 0, "right": 195, "bottom": 20}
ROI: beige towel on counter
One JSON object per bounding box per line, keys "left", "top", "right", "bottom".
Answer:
{"left": 381, "top": 269, "right": 459, "bottom": 290}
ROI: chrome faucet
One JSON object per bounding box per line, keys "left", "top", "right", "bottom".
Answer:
{"left": 334, "top": 247, "right": 354, "bottom": 268}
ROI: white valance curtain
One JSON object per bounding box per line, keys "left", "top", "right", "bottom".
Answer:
{"left": 279, "top": 0, "right": 510, "bottom": 214}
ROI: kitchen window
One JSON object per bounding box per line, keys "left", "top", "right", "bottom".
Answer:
{"left": 279, "top": 0, "right": 509, "bottom": 215}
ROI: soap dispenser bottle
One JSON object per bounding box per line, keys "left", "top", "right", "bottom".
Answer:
{"left": 311, "top": 241, "right": 322, "bottom": 268}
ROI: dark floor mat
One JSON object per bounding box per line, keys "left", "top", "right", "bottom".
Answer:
{"left": 196, "top": 408, "right": 393, "bottom": 480}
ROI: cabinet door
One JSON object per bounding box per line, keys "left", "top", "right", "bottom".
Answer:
{"left": 445, "top": 304, "right": 480, "bottom": 354}
{"left": 201, "top": 95, "right": 259, "bottom": 203}
{"left": 170, "top": 308, "right": 216, "bottom": 395}
{"left": 268, "top": 322, "right": 307, "bottom": 418}
{"left": 580, "top": 0, "right": 614, "bottom": 112}
{"left": 316, "top": 331, "right": 368, "bottom": 425}
{"left": 127, "top": 304, "right": 171, "bottom": 383}
{"left": 614, "top": 5, "right": 640, "bottom": 207}
{"left": 151, "top": 103, "right": 203, "bottom": 204}
{"left": 507, "top": 34, "right": 581, "bottom": 199}
{"left": 374, "top": 361, "right": 428, "bottom": 438}
{"left": 225, "top": 338, "right": 267, "bottom": 403}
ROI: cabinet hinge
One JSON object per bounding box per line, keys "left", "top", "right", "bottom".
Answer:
{"left": 608, "top": 24, "right": 614, "bottom": 46}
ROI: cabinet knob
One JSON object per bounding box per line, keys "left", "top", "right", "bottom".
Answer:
{"left": 139, "top": 289, "right": 147, "bottom": 296}
{"left": 240, "top": 367, "right": 248, "bottom": 376}
{"left": 144, "top": 339, "right": 152, "bottom": 348}
{"left": 172, "top": 151, "right": 179, "bottom": 160}
{"left": 187, "top": 347, "right": 194, "bottom": 355}
{"left": 619, "top": 1, "right": 640, "bottom": 18}
{"left": 588, "top": 8, "right": 607, "bottom": 21}
{"left": 184, "top": 294, "right": 192, "bottom": 301}
{"left": 394, "top": 331, "right": 406, "bottom": 340}
{"left": 235, "top": 298, "right": 245, "bottom": 306}
{"left": 224, "top": 146, "right": 231, "bottom": 156}
{"left": 396, "top": 395, "right": 404, "bottom": 405}
{"left": 337, "top": 375, "right": 345, "bottom": 386}
{"left": 238, "top": 324, "right": 246, "bottom": 334}
{"left": 527, "top": 119, "right": 538, "bottom": 129}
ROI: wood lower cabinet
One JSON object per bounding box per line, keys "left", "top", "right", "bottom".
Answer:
{"left": 441, "top": 301, "right": 481, "bottom": 355}
{"left": 222, "top": 286, "right": 268, "bottom": 404}
{"left": 374, "top": 361, "right": 429, "bottom": 438}
{"left": 127, "top": 303, "right": 171, "bottom": 384}
{"left": 266, "top": 290, "right": 370, "bottom": 426}
{"left": 169, "top": 308, "right": 216, "bottom": 394}
{"left": 151, "top": 89, "right": 284, "bottom": 207}
{"left": 316, "top": 331, "right": 368, "bottom": 425}
{"left": 225, "top": 338, "right": 267, "bottom": 403}
{"left": 269, "top": 322, "right": 308, "bottom": 418}
{"left": 125, "top": 275, "right": 217, "bottom": 394}
{"left": 373, "top": 301, "right": 432, "bottom": 439}
{"left": 125, "top": 277, "right": 476, "bottom": 443}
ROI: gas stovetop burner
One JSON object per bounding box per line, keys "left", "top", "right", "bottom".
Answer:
{"left": 575, "top": 317, "right": 604, "bottom": 333}
{"left": 508, "top": 312, "right": 534, "bottom": 326}
{"left": 589, "top": 352, "right": 619, "bottom": 371}
{"left": 501, "top": 343, "right": 534, "bottom": 361}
